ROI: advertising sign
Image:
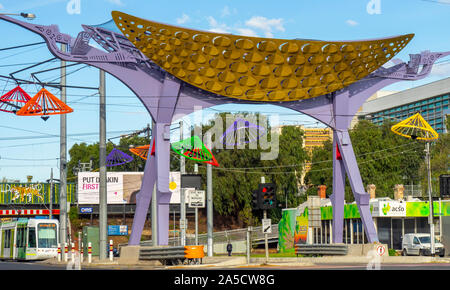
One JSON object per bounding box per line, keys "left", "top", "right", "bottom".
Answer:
{"left": 80, "top": 207, "right": 93, "bottom": 214}
{"left": 108, "top": 225, "right": 128, "bottom": 236}
{"left": 373, "top": 201, "right": 406, "bottom": 217}
{"left": 77, "top": 171, "right": 181, "bottom": 204}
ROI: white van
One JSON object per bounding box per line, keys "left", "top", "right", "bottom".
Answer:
{"left": 401, "top": 233, "right": 445, "bottom": 257}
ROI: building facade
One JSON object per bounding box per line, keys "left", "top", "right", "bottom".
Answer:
{"left": 358, "top": 77, "right": 450, "bottom": 133}
{"left": 278, "top": 196, "right": 450, "bottom": 253}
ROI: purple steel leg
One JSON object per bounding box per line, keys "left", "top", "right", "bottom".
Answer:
{"left": 330, "top": 132, "right": 346, "bottom": 243}
{"left": 335, "top": 130, "right": 378, "bottom": 242}
{"left": 128, "top": 135, "right": 156, "bottom": 245}
{"left": 129, "top": 76, "right": 180, "bottom": 245}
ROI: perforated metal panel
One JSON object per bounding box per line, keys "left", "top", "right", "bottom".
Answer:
{"left": 112, "top": 11, "right": 413, "bottom": 102}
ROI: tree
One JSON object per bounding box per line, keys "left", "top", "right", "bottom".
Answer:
{"left": 419, "top": 130, "right": 449, "bottom": 196}
{"left": 304, "top": 120, "right": 425, "bottom": 201}
{"left": 67, "top": 135, "right": 149, "bottom": 180}
{"left": 178, "top": 113, "right": 307, "bottom": 226}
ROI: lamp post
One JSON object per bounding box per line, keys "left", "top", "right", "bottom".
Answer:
{"left": 0, "top": 13, "right": 36, "bottom": 19}
{"left": 391, "top": 113, "right": 439, "bottom": 257}
{"left": 425, "top": 141, "right": 435, "bottom": 256}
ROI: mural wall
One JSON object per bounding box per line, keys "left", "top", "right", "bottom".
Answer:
{"left": 0, "top": 183, "right": 76, "bottom": 204}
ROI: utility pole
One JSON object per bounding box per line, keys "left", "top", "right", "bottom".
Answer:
{"left": 49, "top": 168, "right": 53, "bottom": 220}
{"left": 180, "top": 120, "right": 186, "bottom": 246}
{"left": 59, "top": 43, "right": 68, "bottom": 248}
{"left": 99, "top": 69, "right": 107, "bottom": 260}
{"left": 426, "top": 142, "right": 435, "bottom": 256}
{"left": 261, "top": 176, "right": 269, "bottom": 263}
{"left": 206, "top": 132, "right": 213, "bottom": 257}
{"left": 194, "top": 164, "right": 199, "bottom": 245}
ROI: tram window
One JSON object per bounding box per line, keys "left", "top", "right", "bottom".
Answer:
{"left": 17, "top": 228, "right": 22, "bottom": 248}
{"left": 28, "top": 228, "right": 36, "bottom": 248}
{"left": 4, "top": 230, "right": 10, "bottom": 248}
{"left": 38, "top": 224, "right": 57, "bottom": 248}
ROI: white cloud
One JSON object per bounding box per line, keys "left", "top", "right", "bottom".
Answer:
{"left": 220, "top": 5, "right": 237, "bottom": 17}
{"left": 236, "top": 28, "right": 258, "bottom": 37}
{"left": 221, "top": 6, "right": 231, "bottom": 17}
{"left": 346, "top": 19, "right": 359, "bottom": 26}
{"left": 244, "top": 16, "right": 284, "bottom": 38}
{"left": 206, "top": 16, "right": 231, "bottom": 33}
{"left": 106, "top": 0, "right": 124, "bottom": 6}
{"left": 176, "top": 13, "right": 190, "bottom": 25}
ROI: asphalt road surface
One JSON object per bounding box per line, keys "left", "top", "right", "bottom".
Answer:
{"left": 0, "top": 261, "right": 69, "bottom": 270}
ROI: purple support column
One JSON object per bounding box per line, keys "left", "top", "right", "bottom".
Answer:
{"left": 330, "top": 132, "right": 346, "bottom": 243}
{"left": 129, "top": 76, "right": 180, "bottom": 246}
{"left": 128, "top": 135, "right": 156, "bottom": 245}
{"left": 335, "top": 130, "right": 378, "bottom": 242}
{"left": 154, "top": 77, "right": 181, "bottom": 245}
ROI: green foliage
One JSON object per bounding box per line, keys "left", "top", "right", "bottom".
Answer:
{"left": 388, "top": 248, "right": 398, "bottom": 256}
{"left": 419, "top": 131, "right": 450, "bottom": 196}
{"left": 178, "top": 113, "right": 308, "bottom": 226}
{"left": 67, "top": 136, "right": 149, "bottom": 181}
{"left": 305, "top": 120, "right": 425, "bottom": 201}
{"left": 68, "top": 206, "right": 81, "bottom": 230}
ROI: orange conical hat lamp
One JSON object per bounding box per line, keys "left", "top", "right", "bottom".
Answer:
{"left": 16, "top": 87, "right": 73, "bottom": 118}
{"left": 391, "top": 113, "right": 439, "bottom": 141}
{"left": 0, "top": 86, "right": 34, "bottom": 114}
{"left": 129, "top": 140, "right": 155, "bottom": 160}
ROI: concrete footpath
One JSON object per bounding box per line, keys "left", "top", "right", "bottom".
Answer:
{"left": 38, "top": 254, "right": 450, "bottom": 270}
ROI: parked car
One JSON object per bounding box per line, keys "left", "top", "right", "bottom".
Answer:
{"left": 402, "top": 233, "right": 445, "bottom": 257}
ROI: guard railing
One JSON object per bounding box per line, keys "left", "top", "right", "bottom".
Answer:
{"left": 294, "top": 243, "right": 348, "bottom": 256}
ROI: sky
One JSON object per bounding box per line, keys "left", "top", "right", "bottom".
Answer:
{"left": 0, "top": 0, "right": 448, "bottom": 182}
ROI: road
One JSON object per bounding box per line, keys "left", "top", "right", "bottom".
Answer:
{"left": 0, "top": 261, "right": 68, "bottom": 270}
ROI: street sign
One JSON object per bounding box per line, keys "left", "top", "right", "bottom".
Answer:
{"left": 262, "top": 218, "right": 272, "bottom": 234}
{"left": 107, "top": 225, "right": 128, "bottom": 236}
{"left": 188, "top": 190, "right": 205, "bottom": 208}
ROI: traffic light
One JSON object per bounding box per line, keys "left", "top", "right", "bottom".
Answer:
{"left": 251, "top": 189, "right": 261, "bottom": 210}
{"left": 259, "top": 183, "right": 277, "bottom": 210}
{"left": 441, "top": 175, "right": 450, "bottom": 198}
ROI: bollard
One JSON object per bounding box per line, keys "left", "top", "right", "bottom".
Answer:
{"left": 80, "top": 242, "right": 84, "bottom": 263}
{"left": 109, "top": 240, "right": 113, "bottom": 261}
{"left": 64, "top": 243, "right": 68, "bottom": 262}
{"left": 88, "top": 242, "right": 92, "bottom": 264}
{"left": 57, "top": 243, "right": 61, "bottom": 262}
{"left": 71, "top": 242, "right": 75, "bottom": 262}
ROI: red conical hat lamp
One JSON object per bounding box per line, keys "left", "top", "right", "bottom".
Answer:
{"left": 16, "top": 87, "right": 73, "bottom": 118}
{"left": 0, "top": 86, "right": 34, "bottom": 114}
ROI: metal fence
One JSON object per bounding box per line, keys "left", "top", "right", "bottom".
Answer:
{"left": 140, "top": 224, "right": 279, "bottom": 247}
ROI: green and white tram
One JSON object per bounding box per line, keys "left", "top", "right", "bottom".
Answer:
{"left": 0, "top": 218, "right": 59, "bottom": 260}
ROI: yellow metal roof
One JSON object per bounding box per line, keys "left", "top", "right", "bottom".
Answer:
{"left": 112, "top": 11, "right": 413, "bottom": 102}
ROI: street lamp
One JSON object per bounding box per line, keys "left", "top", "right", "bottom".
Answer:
{"left": 391, "top": 113, "right": 439, "bottom": 256}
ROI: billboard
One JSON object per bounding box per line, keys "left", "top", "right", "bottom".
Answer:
{"left": 77, "top": 171, "right": 181, "bottom": 204}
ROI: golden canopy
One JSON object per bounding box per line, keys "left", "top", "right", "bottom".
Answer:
{"left": 112, "top": 11, "right": 413, "bottom": 102}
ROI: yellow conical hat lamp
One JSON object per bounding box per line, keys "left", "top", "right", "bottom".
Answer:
{"left": 391, "top": 113, "right": 439, "bottom": 141}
